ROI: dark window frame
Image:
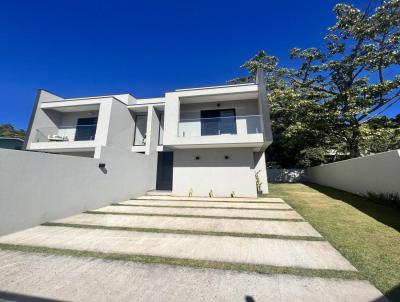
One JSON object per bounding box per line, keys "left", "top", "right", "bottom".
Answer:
{"left": 74, "top": 117, "right": 98, "bottom": 141}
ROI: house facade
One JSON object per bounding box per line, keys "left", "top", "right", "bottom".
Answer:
{"left": 24, "top": 70, "right": 272, "bottom": 197}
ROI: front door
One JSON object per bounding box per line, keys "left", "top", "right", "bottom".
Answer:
{"left": 156, "top": 152, "right": 174, "bottom": 190}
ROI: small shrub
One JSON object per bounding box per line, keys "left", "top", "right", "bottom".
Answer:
{"left": 255, "top": 170, "right": 262, "bottom": 192}
{"left": 365, "top": 192, "right": 400, "bottom": 209}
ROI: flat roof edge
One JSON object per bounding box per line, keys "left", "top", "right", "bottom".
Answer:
{"left": 175, "top": 83, "right": 256, "bottom": 92}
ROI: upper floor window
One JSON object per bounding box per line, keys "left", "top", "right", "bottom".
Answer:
{"left": 200, "top": 109, "right": 237, "bottom": 136}
{"left": 74, "top": 117, "right": 98, "bottom": 141}
{"left": 133, "top": 114, "right": 147, "bottom": 146}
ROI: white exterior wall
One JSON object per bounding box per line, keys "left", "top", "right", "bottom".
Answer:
{"left": 306, "top": 150, "right": 400, "bottom": 196}
{"left": 173, "top": 148, "right": 257, "bottom": 197}
{"left": 0, "top": 147, "right": 157, "bottom": 236}
{"left": 254, "top": 152, "right": 268, "bottom": 193}
{"left": 106, "top": 99, "right": 135, "bottom": 151}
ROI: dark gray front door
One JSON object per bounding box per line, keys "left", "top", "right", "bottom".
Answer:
{"left": 156, "top": 152, "right": 173, "bottom": 190}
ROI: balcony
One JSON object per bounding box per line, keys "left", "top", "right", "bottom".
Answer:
{"left": 35, "top": 124, "right": 97, "bottom": 143}
{"left": 178, "top": 115, "right": 262, "bottom": 137}
{"left": 165, "top": 114, "right": 263, "bottom": 149}
{"left": 30, "top": 124, "right": 98, "bottom": 152}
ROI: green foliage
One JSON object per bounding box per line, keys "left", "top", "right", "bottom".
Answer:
{"left": 359, "top": 115, "right": 400, "bottom": 154}
{"left": 234, "top": 0, "right": 400, "bottom": 167}
{"left": 0, "top": 124, "right": 25, "bottom": 139}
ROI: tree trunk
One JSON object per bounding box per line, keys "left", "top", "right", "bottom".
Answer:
{"left": 348, "top": 125, "right": 361, "bottom": 158}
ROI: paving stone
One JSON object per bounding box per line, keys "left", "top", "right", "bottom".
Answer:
{"left": 121, "top": 199, "right": 292, "bottom": 209}
{"left": 56, "top": 213, "right": 322, "bottom": 237}
{"left": 0, "top": 226, "right": 356, "bottom": 271}
{"left": 137, "top": 195, "right": 285, "bottom": 203}
{"left": 94, "top": 205, "right": 302, "bottom": 220}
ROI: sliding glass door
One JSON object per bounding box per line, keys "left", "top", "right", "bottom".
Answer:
{"left": 200, "top": 109, "right": 236, "bottom": 136}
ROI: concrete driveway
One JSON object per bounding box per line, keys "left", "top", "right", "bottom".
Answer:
{"left": 0, "top": 195, "right": 387, "bottom": 301}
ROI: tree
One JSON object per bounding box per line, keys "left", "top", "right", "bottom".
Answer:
{"left": 359, "top": 114, "right": 400, "bottom": 154}
{"left": 0, "top": 124, "right": 25, "bottom": 139}
{"left": 234, "top": 0, "right": 400, "bottom": 166}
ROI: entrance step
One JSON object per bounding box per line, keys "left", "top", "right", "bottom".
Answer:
{"left": 94, "top": 205, "right": 302, "bottom": 220}
{"left": 137, "top": 195, "right": 285, "bottom": 203}
{"left": 146, "top": 190, "right": 172, "bottom": 196}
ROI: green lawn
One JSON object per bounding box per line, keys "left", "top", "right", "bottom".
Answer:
{"left": 267, "top": 183, "right": 400, "bottom": 302}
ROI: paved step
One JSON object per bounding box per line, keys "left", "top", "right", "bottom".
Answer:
{"left": 55, "top": 213, "right": 322, "bottom": 238}
{"left": 121, "top": 199, "right": 292, "bottom": 209}
{"left": 0, "top": 251, "right": 385, "bottom": 302}
{"left": 94, "top": 205, "right": 302, "bottom": 220}
{"left": 137, "top": 195, "right": 285, "bottom": 203}
{"left": 0, "top": 226, "right": 356, "bottom": 271}
{"left": 146, "top": 190, "right": 173, "bottom": 196}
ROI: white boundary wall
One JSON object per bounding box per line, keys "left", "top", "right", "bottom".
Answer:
{"left": 306, "top": 150, "right": 400, "bottom": 196}
{"left": 0, "top": 147, "right": 157, "bottom": 235}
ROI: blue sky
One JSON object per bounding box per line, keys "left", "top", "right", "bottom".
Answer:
{"left": 1, "top": 0, "right": 398, "bottom": 130}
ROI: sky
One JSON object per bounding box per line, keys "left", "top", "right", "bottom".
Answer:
{"left": 0, "top": 0, "right": 399, "bottom": 130}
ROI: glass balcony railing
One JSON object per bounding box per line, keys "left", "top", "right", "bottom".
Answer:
{"left": 178, "top": 115, "right": 262, "bottom": 137}
{"left": 35, "top": 124, "right": 97, "bottom": 143}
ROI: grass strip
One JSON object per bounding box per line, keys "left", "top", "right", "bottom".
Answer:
{"left": 112, "top": 203, "right": 293, "bottom": 211}
{"left": 131, "top": 198, "right": 284, "bottom": 204}
{"left": 0, "top": 243, "right": 360, "bottom": 280}
{"left": 267, "top": 183, "right": 400, "bottom": 301}
{"left": 86, "top": 211, "right": 304, "bottom": 222}
{"left": 42, "top": 222, "right": 324, "bottom": 241}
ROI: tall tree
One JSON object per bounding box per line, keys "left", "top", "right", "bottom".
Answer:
{"left": 234, "top": 0, "right": 400, "bottom": 166}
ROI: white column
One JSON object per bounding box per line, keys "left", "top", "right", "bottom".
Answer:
{"left": 163, "top": 93, "right": 180, "bottom": 146}
{"left": 145, "top": 105, "right": 159, "bottom": 155}
{"left": 256, "top": 68, "right": 273, "bottom": 149}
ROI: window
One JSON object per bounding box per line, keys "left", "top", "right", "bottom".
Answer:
{"left": 74, "top": 117, "right": 98, "bottom": 141}
{"left": 200, "top": 109, "right": 237, "bottom": 136}
{"left": 133, "top": 115, "right": 147, "bottom": 146}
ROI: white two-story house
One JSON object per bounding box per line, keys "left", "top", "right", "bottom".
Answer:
{"left": 24, "top": 70, "right": 272, "bottom": 197}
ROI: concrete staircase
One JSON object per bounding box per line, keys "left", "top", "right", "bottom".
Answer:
{"left": 145, "top": 190, "right": 173, "bottom": 196}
